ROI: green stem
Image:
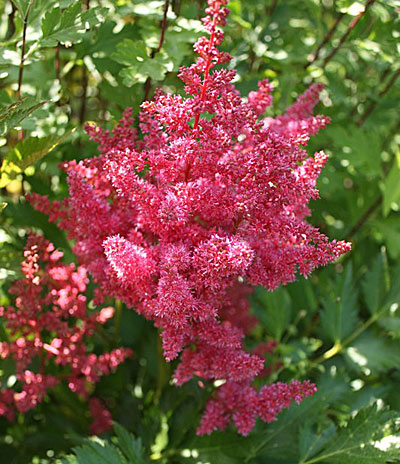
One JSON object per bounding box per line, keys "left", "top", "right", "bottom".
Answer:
{"left": 312, "top": 310, "right": 382, "bottom": 366}
{"left": 113, "top": 299, "right": 123, "bottom": 345}
{"left": 154, "top": 331, "right": 168, "bottom": 404}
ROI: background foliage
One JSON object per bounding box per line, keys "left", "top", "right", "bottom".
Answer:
{"left": 0, "top": 0, "right": 400, "bottom": 462}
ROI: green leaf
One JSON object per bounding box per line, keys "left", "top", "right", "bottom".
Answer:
{"left": 112, "top": 39, "right": 173, "bottom": 86}
{"left": 252, "top": 287, "right": 292, "bottom": 340}
{"left": 62, "top": 424, "right": 149, "bottom": 464}
{"left": 383, "top": 152, "right": 400, "bottom": 217}
{"left": 320, "top": 265, "right": 359, "bottom": 343}
{"left": 65, "top": 440, "right": 125, "bottom": 464}
{"left": 0, "top": 100, "right": 47, "bottom": 136}
{"left": 299, "top": 404, "right": 400, "bottom": 464}
{"left": 112, "top": 39, "right": 148, "bottom": 66}
{"left": 299, "top": 423, "right": 337, "bottom": 463}
{"left": 0, "top": 242, "right": 23, "bottom": 277}
{"left": 190, "top": 432, "right": 259, "bottom": 464}
{"left": 113, "top": 423, "right": 147, "bottom": 464}
{"left": 40, "top": 3, "right": 106, "bottom": 47}
{"left": 345, "top": 331, "right": 400, "bottom": 375}
{"left": 0, "top": 130, "right": 74, "bottom": 188}
{"left": 362, "top": 249, "right": 387, "bottom": 315}
{"left": 12, "top": 0, "right": 34, "bottom": 18}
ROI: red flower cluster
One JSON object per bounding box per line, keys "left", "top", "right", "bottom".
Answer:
{"left": 28, "top": 0, "right": 350, "bottom": 434}
{"left": 0, "top": 234, "right": 131, "bottom": 429}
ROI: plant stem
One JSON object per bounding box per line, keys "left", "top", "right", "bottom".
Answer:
{"left": 267, "top": 0, "right": 279, "bottom": 17}
{"left": 312, "top": 310, "right": 382, "bottom": 366}
{"left": 17, "top": 4, "right": 31, "bottom": 101}
{"left": 345, "top": 83, "right": 400, "bottom": 240}
{"left": 320, "top": 0, "right": 376, "bottom": 70}
{"left": 345, "top": 196, "right": 382, "bottom": 241}
{"left": 78, "top": 0, "right": 90, "bottom": 124}
{"left": 16, "top": 1, "right": 34, "bottom": 142}
{"left": 154, "top": 330, "right": 168, "bottom": 404}
{"left": 143, "top": 0, "right": 170, "bottom": 101}
{"left": 305, "top": 12, "right": 345, "bottom": 68}
{"left": 192, "top": 15, "right": 217, "bottom": 131}
{"left": 357, "top": 69, "right": 400, "bottom": 127}
{"left": 113, "top": 299, "right": 123, "bottom": 345}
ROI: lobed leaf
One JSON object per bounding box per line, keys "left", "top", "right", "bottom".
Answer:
{"left": 40, "top": 3, "right": 107, "bottom": 47}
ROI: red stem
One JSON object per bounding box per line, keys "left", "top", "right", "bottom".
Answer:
{"left": 192, "top": 15, "right": 218, "bottom": 131}
{"left": 321, "top": 0, "right": 376, "bottom": 70}
{"left": 156, "top": 0, "right": 170, "bottom": 54}
{"left": 305, "top": 12, "right": 345, "bottom": 68}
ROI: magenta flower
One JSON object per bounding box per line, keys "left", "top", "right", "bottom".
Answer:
{"left": 28, "top": 0, "right": 350, "bottom": 435}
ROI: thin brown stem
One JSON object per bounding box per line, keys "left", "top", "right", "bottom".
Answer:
{"left": 156, "top": 0, "right": 170, "bottom": 54}
{"left": 17, "top": 11, "right": 29, "bottom": 100}
{"left": 305, "top": 12, "right": 345, "bottom": 68}
{"left": 143, "top": 0, "right": 170, "bottom": 101}
{"left": 357, "top": 69, "right": 400, "bottom": 127}
{"left": 17, "top": 2, "right": 32, "bottom": 141}
{"left": 78, "top": 0, "right": 90, "bottom": 124}
{"left": 320, "top": 0, "right": 376, "bottom": 70}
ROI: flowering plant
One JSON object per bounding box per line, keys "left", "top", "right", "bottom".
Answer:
{"left": 0, "top": 234, "right": 131, "bottom": 434}
{"left": 25, "top": 0, "right": 350, "bottom": 436}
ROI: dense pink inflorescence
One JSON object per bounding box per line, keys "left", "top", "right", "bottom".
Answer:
{"left": 0, "top": 234, "right": 131, "bottom": 430}
{"left": 27, "top": 0, "right": 350, "bottom": 435}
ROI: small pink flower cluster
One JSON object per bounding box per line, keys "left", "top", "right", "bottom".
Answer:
{"left": 28, "top": 0, "right": 350, "bottom": 435}
{"left": 0, "top": 234, "right": 131, "bottom": 429}
{"left": 198, "top": 380, "right": 317, "bottom": 435}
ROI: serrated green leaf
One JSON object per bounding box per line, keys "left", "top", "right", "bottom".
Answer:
{"left": 383, "top": 153, "right": 400, "bottom": 217}
{"left": 0, "top": 131, "right": 74, "bottom": 188}
{"left": 299, "top": 423, "right": 337, "bottom": 462}
{"left": 40, "top": 3, "right": 106, "bottom": 47}
{"left": 64, "top": 440, "right": 125, "bottom": 464}
{"left": 190, "top": 432, "right": 259, "bottom": 464}
{"left": 0, "top": 100, "right": 47, "bottom": 136}
{"left": 300, "top": 404, "right": 400, "bottom": 464}
{"left": 61, "top": 424, "right": 150, "bottom": 464}
{"left": 320, "top": 265, "right": 359, "bottom": 343}
{"left": 113, "top": 423, "right": 147, "bottom": 464}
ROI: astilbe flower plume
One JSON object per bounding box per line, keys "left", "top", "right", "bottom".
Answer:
{"left": 0, "top": 234, "right": 131, "bottom": 431}
{"left": 28, "top": 0, "right": 350, "bottom": 435}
